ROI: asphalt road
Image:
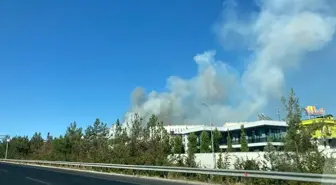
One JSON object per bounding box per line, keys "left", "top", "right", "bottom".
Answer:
{"left": 0, "top": 162, "right": 195, "bottom": 185}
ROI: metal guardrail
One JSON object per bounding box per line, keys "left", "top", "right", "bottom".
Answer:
{"left": 1, "top": 159, "right": 336, "bottom": 183}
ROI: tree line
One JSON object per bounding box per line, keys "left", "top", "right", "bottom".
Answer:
{"left": 1, "top": 89, "right": 335, "bottom": 185}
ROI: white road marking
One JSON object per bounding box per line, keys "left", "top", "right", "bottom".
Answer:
{"left": 26, "top": 177, "right": 51, "bottom": 185}
{"left": 0, "top": 169, "right": 8, "bottom": 172}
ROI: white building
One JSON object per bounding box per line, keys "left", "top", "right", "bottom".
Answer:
{"left": 109, "top": 120, "right": 287, "bottom": 152}
{"left": 164, "top": 120, "right": 287, "bottom": 152}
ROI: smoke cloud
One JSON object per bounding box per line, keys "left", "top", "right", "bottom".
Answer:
{"left": 123, "top": 0, "right": 336, "bottom": 126}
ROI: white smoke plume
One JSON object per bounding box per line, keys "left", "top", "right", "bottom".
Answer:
{"left": 123, "top": 0, "right": 336, "bottom": 126}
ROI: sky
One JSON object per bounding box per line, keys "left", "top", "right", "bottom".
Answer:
{"left": 1, "top": 0, "right": 336, "bottom": 138}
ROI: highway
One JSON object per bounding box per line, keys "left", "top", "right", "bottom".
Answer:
{"left": 0, "top": 162, "right": 193, "bottom": 185}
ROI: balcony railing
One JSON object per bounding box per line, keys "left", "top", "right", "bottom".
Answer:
{"left": 225, "top": 136, "right": 283, "bottom": 145}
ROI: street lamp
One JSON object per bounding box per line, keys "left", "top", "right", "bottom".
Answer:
{"left": 5, "top": 138, "right": 10, "bottom": 159}
{"left": 201, "top": 103, "right": 216, "bottom": 169}
{"left": 0, "top": 135, "right": 10, "bottom": 159}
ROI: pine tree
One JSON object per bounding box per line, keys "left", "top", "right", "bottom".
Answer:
{"left": 84, "top": 118, "right": 110, "bottom": 163}
{"left": 200, "top": 130, "right": 210, "bottom": 153}
{"left": 240, "top": 125, "right": 249, "bottom": 152}
{"left": 40, "top": 132, "right": 53, "bottom": 160}
{"left": 10, "top": 136, "right": 30, "bottom": 159}
{"left": 213, "top": 128, "right": 222, "bottom": 152}
{"left": 112, "top": 126, "right": 130, "bottom": 164}
{"left": 128, "top": 113, "right": 144, "bottom": 165}
{"left": 111, "top": 119, "right": 122, "bottom": 148}
{"left": 64, "top": 121, "right": 83, "bottom": 161}
{"left": 217, "top": 149, "right": 223, "bottom": 169}
{"left": 259, "top": 88, "right": 331, "bottom": 174}
{"left": 186, "top": 132, "right": 197, "bottom": 167}
{"left": 281, "top": 88, "right": 328, "bottom": 173}
{"left": 282, "top": 88, "right": 301, "bottom": 152}
{"left": 115, "top": 119, "right": 122, "bottom": 138}
{"left": 147, "top": 114, "right": 157, "bottom": 129}
{"left": 226, "top": 129, "right": 232, "bottom": 152}
{"left": 173, "top": 136, "right": 183, "bottom": 154}
{"left": 30, "top": 132, "right": 44, "bottom": 159}
{"left": 172, "top": 135, "right": 184, "bottom": 167}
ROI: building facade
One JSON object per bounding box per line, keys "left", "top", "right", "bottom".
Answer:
{"left": 301, "top": 115, "right": 336, "bottom": 148}
{"left": 164, "top": 120, "right": 287, "bottom": 152}
{"left": 109, "top": 111, "right": 336, "bottom": 152}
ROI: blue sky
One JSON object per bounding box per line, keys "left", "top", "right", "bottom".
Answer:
{"left": 1, "top": 0, "right": 336, "bottom": 138}
{"left": 0, "top": 0, "right": 223, "bottom": 137}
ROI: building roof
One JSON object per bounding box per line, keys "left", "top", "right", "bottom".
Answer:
{"left": 301, "top": 117, "right": 336, "bottom": 125}
{"left": 164, "top": 120, "right": 287, "bottom": 134}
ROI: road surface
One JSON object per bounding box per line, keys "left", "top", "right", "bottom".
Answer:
{"left": 0, "top": 162, "right": 196, "bottom": 185}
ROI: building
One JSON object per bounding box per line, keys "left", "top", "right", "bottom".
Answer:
{"left": 109, "top": 120, "right": 288, "bottom": 151}
{"left": 302, "top": 105, "right": 336, "bottom": 148}
{"left": 301, "top": 115, "right": 336, "bottom": 148}
{"left": 108, "top": 106, "right": 336, "bottom": 152}
{"left": 164, "top": 120, "right": 287, "bottom": 152}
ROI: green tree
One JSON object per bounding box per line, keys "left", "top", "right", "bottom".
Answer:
{"left": 39, "top": 132, "right": 53, "bottom": 160}
{"left": 143, "top": 116, "right": 172, "bottom": 166}
{"left": 111, "top": 119, "right": 123, "bottom": 150}
{"left": 186, "top": 132, "right": 197, "bottom": 167}
{"left": 282, "top": 88, "right": 302, "bottom": 152}
{"left": 9, "top": 136, "right": 31, "bottom": 159}
{"left": 213, "top": 128, "right": 222, "bottom": 152}
{"left": 259, "top": 88, "right": 332, "bottom": 177}
{"left": 280, "top": 88, "right": 327, "bottom": 174}
{"left": 112, "top": 126, "right": 130, "bottom": 165}
{"left": 83, "top": 118, "right": 110, "bottom": 163}
{"left": 240, "top": 125, "right": 248, "bottom": 152}
{"left": 147, "top": 114, "right": 157, "bottom": 129}
{"left": 172, "top": 135, "right": 184, "bottom": 167}
{"left": 156, "top": 122, "right": 172, "bottom": 165}
{"left": 172, "top": 135, "right": 183, "bottom": 154}
{"left": 217, "top": 149, "right": 223, "bottom": 169}
{"left": 200, "top": 130, "right": 210, "bottom": 153}
{"left": 51, "top": 135, "right": 67, "bottom": 161}
{"left": 64, "top": 121, "right": 83, "bottom": 161}
{"left": 128, "top": 113, "right": 144, "bottom": 165}
{"left": 226, "top": 129, "right": 232, "bottom": 152}
{"left": 29, "top": 132, "right": 44, "bottom": 159}
{"left": 114, "top": 119, "right": 122, "bottom": 139}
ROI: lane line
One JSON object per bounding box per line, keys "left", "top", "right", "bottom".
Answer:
{"left": 25, "top": 177, "right": 51, "bottom": 185}
{"left": 0, "top": 169, "right": 8, "bottom": 173}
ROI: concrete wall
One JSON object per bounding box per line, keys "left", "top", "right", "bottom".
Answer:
{"left": 172, "top": 148, "right": 336, "bottom": 169}
{"left": 174, "top": 152, "right": 266, "bottom": 169}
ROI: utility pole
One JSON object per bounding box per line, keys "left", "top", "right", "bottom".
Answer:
{"left": 0, "top": 135, "right": 10, "bottom": 159}
{"left": 5, "top": 139, "right": 9, "bottom": 159}
{"left": 202, "top": 103, "right": 216, "bottom": 169}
